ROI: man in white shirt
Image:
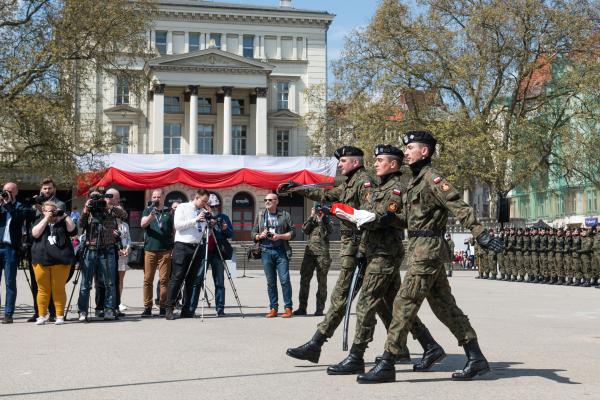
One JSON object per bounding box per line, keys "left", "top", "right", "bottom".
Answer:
{"left": 165, "top": 189, "right": 210, "bottom": 320}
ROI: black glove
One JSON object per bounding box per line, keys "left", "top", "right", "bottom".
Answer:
{"left": 476, "top": 231, "right": 504, "bottom": 253}
{"left": 276, "top": 181, "right": 301, "bottom": 194}
{"left": 377, "top": 212, "right": 395, "bottom": 227}
{"left": 320, "top": 204, "right": 332, "bottom": 215}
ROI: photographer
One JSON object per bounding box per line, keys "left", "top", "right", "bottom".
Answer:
{"left": 251, "top": 193, "right": 295, "bottom": 318}
{"left": 30, "top": 201, "right": 77, "bottom": 325}
{"left": 187, "top": 194, "right": 233, "bottom": 317}
{"left": 140, "top": 189, "right": 174, "bottom": 318}
{"left": 77, "top": 188, "right": 127, "bottom": 321}
{"left": 293, "top": 204, "right": 332, "bottom": 316}
{"left": 0, "top": 182, "right": 26, "bottom": 324}
{"left": 164, "top": 189, "right": 211, "bottom": 320}
{"left": 27, "top": 178, "right": 66, "bottom": 323}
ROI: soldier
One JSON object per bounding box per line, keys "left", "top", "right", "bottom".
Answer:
{"left": 446, "top": 233, "right": 455, "bottom": 277}
{"left": 326, "top": 144, "right": 440, "bottom": 375}
{"left": 486, "top": 229, "right": 497, "bottom": 279}
{"left": 580, "top": 227, "right": 594, "bottom": 287}
{"left": 592, "top": 226, "right": 600, "bottom": 288}
{"left": 514, "top": 228, "right": 524, "bottom": 281}
{"left": 505, "top": 228, "right": 514, "bottom": 280}
{"left": 474, "top": 238, "right": 483, "bottom": 279}
{"left": 554, "top": 228, "right": 566, "bottom": 285}
{"left": 509, "top": 228, "right": 519, "bottom": 281}
{"left": 571, "top": 229, "right": 583, "bottom": 286}
{"left": 564, "top": 229, "right": 574, "bottom": 285}
{"left": 293, "top": 204, "right": 333, "bottom": 316}
{"left": 538, "top": 228, "right": 549, "bottom": 283}
{"left": 547, "top": 228, "right": 557, "bottom": 284}
{"left": 522, "top": 228, "right": 532, "bottom": 282}
{"left": 497, "top": 229, "right": 506, "bottom": 280}
{"left": 530, "top": 228, "right": 541, "bottom": 283}
{"left": 480, "top": 233, "right": 490, "bottom": 279}
{"left": 357, "top": 130, "right": 503, "bottom": 384}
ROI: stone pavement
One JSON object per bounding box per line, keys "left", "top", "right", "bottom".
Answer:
{"left": 0, "top": 270, "right": 598, "bottom": 399}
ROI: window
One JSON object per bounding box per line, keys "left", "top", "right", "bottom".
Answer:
{"left": 297, "top": 37, "right": 304, "bottom": 59}
{"left": 189, "top": 32, "right": 200, "bottom": 52}
{"left": 172, "top": 32, "right": 184, "bottom": 54}
{"left": 114, "top": 125, "right": 129, "bottom": 154}
{"left": 264, "top": 36, "right": 276, "bottom": 58}
{"left": 232, "top": 125, "right": 247, "bottom": 155}
{"left": 163, "top": 123, "right": 181, "bottom": 154}
{"left": 276, "top": 129, "right": 290, "bottom": 156}
{"left": 116, "top": 76, "right": 129, "bottom": 105}
{"left": 164, "top": 96, "right": 181, "bottom": 113}
{"left": 518, "top": 196, "right": 530, "bottom": 220}
{"left": 557, "top": 193, "right": 565, "bottom": 216}
{"left": 198, "top": 97, "right": 212, "bottom": 114}
{"left": 243, "top": 35, "right": 254, "bottom": 58}
{"left": 232, "top": 99, "right": 245, "bottom": 115}
{"left": 536, "top": 193, "right": 546, "bottom": 217}
{"left": 277, "top": 82, "right": 289, "bottom": 110}
{"left": 586, "top": 190, "right": 597, "bottom": 213}
{"left": 281, "top": 37, "right": 293, "bottom": 59}
{"left": 155, "top": 31, "right": 167, "bottom": 55}
{"left": 209, "top": 33, "right": 221, "bottom": 49}
{"left": 226, "top": 34, "right": 239, "bottom": 54}
{"left": 197, "top": 124, "right": 214, "bottom": 154}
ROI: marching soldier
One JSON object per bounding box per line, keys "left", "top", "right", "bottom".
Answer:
{"left": 446, "top": 233, "right": 455, "bottom": 277}
{"left": 487, "top": 229, "right": 497, "bottom": 279}
{"left": 539, "top": 228, "right": 549, "bottom": 283}
{"left": 522, "top": 228, "right": 532, "bottom": 282}
{"left": 530, "top": 228, "right": 541, "bottom": 283}
{"left": 514, "top": 228, "right": 524, "bottom": 281}
{"left": 505, "top": 228, "right": 515, "bottom": 280}
{"left": 547, "top": 228, "right": 557, "bottom": 284}
{"left": 293, "top": 204, "right": 333, "bottom": 316}
{"left": 571, "top": 229, "right": 583, "bottom": 286}
{"left": 580, "top": 227, "right": 593, "bottom": 287}
{"left": 555, "top": 228, "right": 566, "bottom": 285}
{"left": 564, "top": 229, "right": 574, "bottom": 284}
{"left": 357, "top": 130, "right": 503, "bottom": 384}
{"left": 592, "top": 226, "right": 600, "bottom": 288}
{"left": 497, "top": 229, "right": 506, "bottom": 280}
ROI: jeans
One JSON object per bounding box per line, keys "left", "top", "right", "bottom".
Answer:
{"left": 0, "top": 245, "right": 18, "bottom": 316}
{"left": 94, "top": 247, "right": 119, "bottom": 311}
{"left": 188, "top": 251, "right": 225, "bottom": 314}
{"left": 78, "top": 248, "right": 117, "bottom": 313}
{"left": 261, "top": 246, "right": 292, "bottom": 310}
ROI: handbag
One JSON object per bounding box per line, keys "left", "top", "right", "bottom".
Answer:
{"left": 219, "top": 239, "right": 234, "bottom": 260}
{"left": 127, "top": 244, "right": 145, "bottom": 269}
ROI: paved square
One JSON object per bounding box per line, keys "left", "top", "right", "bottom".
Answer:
{"left": 0, "top": 270, "right": 598, "bottom": 399}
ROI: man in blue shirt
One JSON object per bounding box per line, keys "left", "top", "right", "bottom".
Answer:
{"left": 187, "top": 194, "right": 233, "bottom": 317}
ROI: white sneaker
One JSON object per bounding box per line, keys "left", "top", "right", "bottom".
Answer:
{"left": 119, "top": 303, "right": 128, "bottom": 312}
{"left": 78, "top": 312, "right": 87, "bottom": 322}
{"left": 54, "top": 316, "right": 65, "bottom": 325}
{"left": 35, "top": 315, "right": 48, "bottom": 325}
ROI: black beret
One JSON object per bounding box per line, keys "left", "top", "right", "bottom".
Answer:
{"left": 374, "top": 144, "right": 403, "bottom": 157}
{"left": 334, "top": 146, "right": 364, "bottom": 159}
{"left": 402, "top": 130, "right": 437, "bottom": 149}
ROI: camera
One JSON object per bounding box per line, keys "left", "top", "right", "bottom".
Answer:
{"left": 147, "top": 200, "right": 159, "bottom": 208}
{"left": 32, "top": 194, "right": 47, "bottom": 205}
{"left": 88, "top": 191, "right": 113, "bottom": 213}
{"left": 203, "top": 211, "right": 216, "bottom": 221}
{"left": 51, "top": 209, "right": 65, "bottom": 217}
{"left": 266, "top": 231, "right": 275, "bottom": 239}
{"left": 0, "top": 190, "right": 10, "bottom": 200}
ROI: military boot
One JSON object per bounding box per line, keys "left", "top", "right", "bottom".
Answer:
{"left": 327, "top": 343, "right": 366, "bottom": 375}
{"left": 356, "top": 351, "right": 396, "bottom": 384}
{"left": 292, "top": 307, "right": 307, "bottom": 316}
{"left": 374, "top": 352, "right": 411, "bottom": 365}
{"left": 413, "top": 330, "right": 446, "bottom": 372}
{"left": 286, "top": 330, "right": 327, "bottom": 364}
{"left": 582, "top": 279, "right": 590, "bottom": 287}
{"left": 573, "top": 278, "right": 582, "bottom": 286}
{"left": 511, "top": 275, "right": 517, "bottom": 281}
{"left": 447, "top": 270, "right": 453, "bottom": 277}
{"left": 483, "top": 272, "right": 489, "bottom": 279}
{"left": 490, "top": 274, "right": 497, "bottom": 280}
{"left": 451, "top": 340, "right": 490, "bottom": 381}
{"left": 499, "top": 273, "right": 505, "bottom": 280}
{"left": 557, "top": 277, "right": 564, "bottom": 285}
{"left": 504, "top": 274, "right": 510, "bottom": 281}
{"left": 532, "top": 276, "right": 539, "bottom": 283}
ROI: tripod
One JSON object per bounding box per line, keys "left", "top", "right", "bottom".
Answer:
{"left": 239, "top": 244, "right": 254, "bottom": 279}
{"left": 197, "top": 222, "right": 245, "bottom": 321}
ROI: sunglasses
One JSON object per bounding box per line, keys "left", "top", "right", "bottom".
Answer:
{"left": 264, "top": 198, "right": 277, "bottom": 202}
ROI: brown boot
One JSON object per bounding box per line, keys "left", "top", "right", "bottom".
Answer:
{"left": 281, "top": 307, "right": 293, "bottom": 318}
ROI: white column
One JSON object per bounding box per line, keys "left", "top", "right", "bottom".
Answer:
{"left": 276, "top": 36, "right": 281, "bottom": 59}
{"left": 166, "top": 31, "right": 173, "bottom": 54}
{"left": 152, "top": 84, "right": 165, "bottom": 154}
{"left": 222, "top": 86, "right": 233, "bottom": 155}
{"left": 189, "top": 85, "right": 198, "bottom": 154}
{"left": 255, "top": 87, "right": 268, "bottom": 156}
{"left": 184, "top": 32, "right": 189, "bottom": 53}
{"left": 201, "top": 33, "right": 207, "bottom": 50}
{"left": 253, "top": 35, "right": 259, "bottom": 59}
{"left": 249, "top": 94, "right": 257, "bottom": 155}
{"left": 292, "top": 38, "right": 298, "bottom": 60}
{"left": 221, "top": 33, "right": 227, "bottom": 52}
{"left": 288, "top": 81, "right": 296, "bottom": 112}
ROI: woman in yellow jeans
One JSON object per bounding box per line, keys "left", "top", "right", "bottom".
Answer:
{"left": 31, "top": 201, "right": 77, "bottom": 325}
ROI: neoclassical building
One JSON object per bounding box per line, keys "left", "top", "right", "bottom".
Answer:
{"left": 78, "top": 0, "right": 336, "bottom": 240}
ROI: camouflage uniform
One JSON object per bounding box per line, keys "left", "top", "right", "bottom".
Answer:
{"left": 564, "top": 231, "right": 573, "bottom": 282}
{"left": 480, "top": 242, "right": 489, "bottom": 277}
{"left": 445, "top": 237, "right": 455, "bottom": 276}
{"left": 554, "top": 231, "right": 565, "bottom": 282}
{"left": 579, "top": 230, "right": 593, "bottom": 285}
{"left": 523, "top": 230, "right": 532, "bottom": 280}
{"left": 514, "top": 230, "right": 524, "bottom": 279}
{"left": 384, "top": 164, "right": 484, "bottom": 355}
{"left": 508, "top": 231, "right": 517, "bottom": 279}
{"left": 486, "top": 233, "right": 497, "bottom": 278}
{"left": 592, "top": 230, "right": 600, "bottom": 285}
{"left": 539, "top": 231, "right": 549, "bottom": 280}
{"left": 497, "top": 231, "right": 506, "bottom": 278}
{"left": 531, "top": 232, "right": 541, "bottom": 280}
{"left": 352, "top": 171, "right": 430, "bottom": 349}
{"left": 297, "top": 213, "right": 333, "bottom": 312}
{"left": 572, "top": 232, "right": 583, "bottom": 284}
{"left": 298, "top": 166, "right": 376, "bottom": 337}
{"left": 547, "top": 231, "right": 557, "bottom": 281}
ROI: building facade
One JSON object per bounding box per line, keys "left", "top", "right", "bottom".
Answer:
{"left": 76, "top": 0, "right": 335, "bottom": 240}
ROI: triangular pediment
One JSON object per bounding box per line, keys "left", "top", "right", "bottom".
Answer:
{"left": 146, "top": 49, "right": 274, "bottom": 72}
{"left": 104, "top": 105, "right": 143, "bottom": 114}
{"left": 268, "top": 109, "right": 301, "bottom": 119}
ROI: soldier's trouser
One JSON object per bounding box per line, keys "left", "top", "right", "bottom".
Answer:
{"left": 487, "top": 254, "right": 497, "bottom": 276}
{"left": 523, "top": 253, "right": 531, "bottom": 277}
{"left": 555, "top": 253, "right": 565, "bottom": 278}
{"left": 572, "top": 257, "right": 582, "bottom": 280}
{"left": 298, "top": 252, "right": 331, "bottom": 311}
{"left": 353, "top": 256, "right": 429, "bottom": 354}
{"left": 318, "top": 254, "right": 356, "bottom": 337}
{"left": 531, "top": 255, "right": 540, "bottom": 276}
{"left": 515, "top": 251, "right": 524, "bottom": 277}
{"left": 445, "top": 262, "right": 453, "bottom": 273}
{"left": 384, "top": 260, "right": 478, "bottom": 355}
{"left": 540, "top": 253, "right": 550, "bottom": 277}
{"left": 593, "top": 255, "right": 600, "bottom": 280}
{"left": 506, "top": 253, "right": 515, "bottom": 276}
{"left": 497, "top": 254, "right": 505, "bottom": 275}
{"left": 564, "top": 256, "right": 572, "bottom": 278}
{"left": 580, "top": 254, "right": 592, "bottom": 279}
{"left": 548, "top": 253, "right": 557, "bottom": 277}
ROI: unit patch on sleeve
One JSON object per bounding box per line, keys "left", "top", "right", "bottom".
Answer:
{"left": 441, "top": 183, "right": 451, "bottom": 192}
{"left": 387, "top": 201, "right": 399, "bottom": 213}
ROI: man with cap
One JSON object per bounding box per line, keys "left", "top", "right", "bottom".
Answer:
{"left": 293, "top": 203, "right": 333, "bottom": 316}
{"left": 326, "top": 144, "right": 443, "bottom": 376}
{"left": 571, "top": 229, "right": 583, "bottom": 286}
{"left": 357, "top": 130, "right": 503, "bottom": 384}
{"left": 445, "top": 233, "right": 455, "bottom": 277}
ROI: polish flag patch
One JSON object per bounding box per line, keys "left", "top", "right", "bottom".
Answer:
{"left": 433, "top": 176, "right": 442, "bottom": 184}
{"left": 393, "top": 188, "right": 402, "bottom": 195}
{"left": 363, "top": 182, "right": 372, "bottom": 188}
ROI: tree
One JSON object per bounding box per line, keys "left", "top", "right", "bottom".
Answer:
{"left": 313, "top": 0, "right": 600, "bottom": 207}
{"left": 0, "top": 0, "right": 153, "bottom": 184}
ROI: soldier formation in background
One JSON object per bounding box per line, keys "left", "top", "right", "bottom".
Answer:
{"left": 475, "top": 226, "right": 600, "bottom": 288}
